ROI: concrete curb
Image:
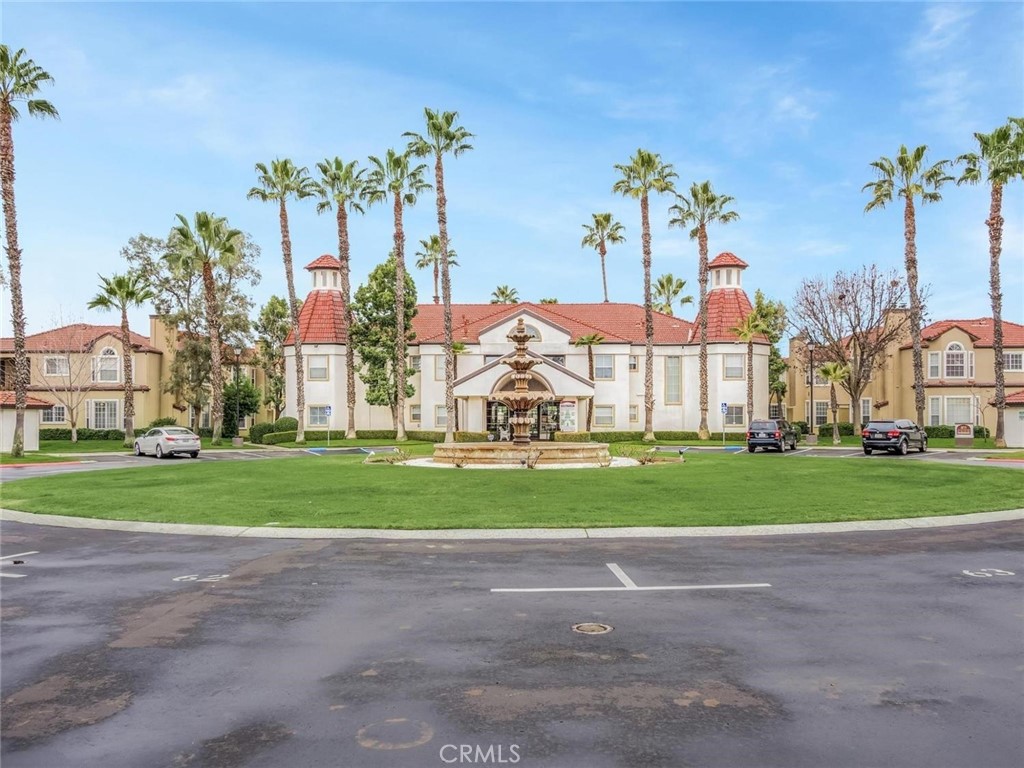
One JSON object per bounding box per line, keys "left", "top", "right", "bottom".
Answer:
{"left": 1, "top": 507, "right": 1021, "bottom": 541}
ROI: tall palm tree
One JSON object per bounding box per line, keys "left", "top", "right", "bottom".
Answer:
{"left": 1, "top": 45, "right": 58, "bottom": 457}
{"left": 365, "top": 148, "right": 431, "bottom": 442}
{"left": 580, "top": 212, "right": 626, "bottom": 303}
{"left": 957, "top": 118, "right": 1024, "bottom": 448}
{"left": 165, "top": 212, "right": 243, "bottom": 445}
{"left": 247, "top": 158, "right": 317, "bottom": 443}
{"left": 729, "top": 312, "right": 767, "bottom": 426}
{"left": 405, "top": 108, "right": 474, "bottom": 445}
{"left": 818, "top": 361, "right": 851, "bottom": 446}
{"left": 452, "top": 340, "right": 467, "bottom": 431}
{"left": 668, "top": 180, "right": 738, "bottom": 440}
{"left": 864, "top": 145, "right": 953, "bottom": 426}
{"left": 315, "top": 157, "right": 366, "bottom": 439}
{"left": 613, "top": 149, "right": 677, "bottom": 441}
{"left": 573, "top": 333, "right": 604, "bottom": 431}
{"left": 490, "top": 285, "right": 519, "bottom": 304}
{"left": 414, "top": 234, "right": 458, "bottom": 304}
{"left": 87, "top": 272, "right": 155, "bottom": 447}
{"left": 653, "top": 273, "right": 694, "bottom": 316}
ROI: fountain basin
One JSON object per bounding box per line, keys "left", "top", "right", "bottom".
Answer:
{"left": 432, "top": 442, "right": 612, "bottom": 466}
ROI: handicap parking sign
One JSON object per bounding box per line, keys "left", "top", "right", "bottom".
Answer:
{"left": 720, "top": 402, "right": 728, "bottom": 414}
{"left": 325, "top": 406, "right": 332, "bottom": 416}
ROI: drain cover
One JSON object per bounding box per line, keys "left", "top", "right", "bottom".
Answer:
{"left": 572, "top": 622, "right": 613, "bottom": 635}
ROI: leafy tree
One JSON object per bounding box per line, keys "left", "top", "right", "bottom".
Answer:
{"left": 818, "top": 361, "right": 851, "bottom": 445}
{"left": 957, "top": 118, "right": 1024, "bottom": 448}
{"left": 253, "top": 295, "right": 291, "bottom": 420}
{"left": 365, "top": 149, "right": 431, "bottom": 441}
{"left": 164, "top": 212, "right": 243, "bottom": 445}
{"left": 405, "top": 108, "right": 474, "bottom": 444}
{"left": 538, "top": 298, "right": 558, "bottom": 304}
{"left": 652, "top": 273, "right": 693, "bottom": 316}
{"left": 580, "top": 212, "right": 626, "bottom": 303}
{"left": 613, "top": 149, "right": 677, "bottom": 441}
{"left": 669, "top": 180, "right": 739, "bottom": 440}
{"left": 349, "top": 256, "right": 417, "bottom": 427}
{"left": 221, "top": 377, "right": 263, "bottom": 439}
{"left": 415, "top": 234, "right": 458, "bottom": 304}
{"left": 573, "top": 333, "right": 604, "bottom": 431}
{"left": 490, "top": 285, "right": 519, "bottom": 304}
{"left": 315, "top": 156, "right": 366, "bottom": 438}
{"left": 864, "top": 144, "right": 953, "bottom": 425}
{"left": 753, "top": 290, "right": 788, "bottom": 418}
{"left": 248, "top": 158, "right": 318, "bottom": 443}
{"left": 729, "top": 312, "right": 767, "bottom": 425}
{"left": 87, "top": 272, "right": 155, "bottom": 446}
{"left": 1, "top": 45, "right": 59, "bottom": 456}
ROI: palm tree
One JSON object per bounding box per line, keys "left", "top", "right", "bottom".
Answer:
{"left": 957, "top": 119, "right": 1024, "bottom": 448}
{"left": 315, "top": 157, "right": 366, "bottom": 439}
{"left": 1, "top": 45, "right": 58, "bottom": 457}
{"left": 490, "top": 285, "right": 519, "bottom": 304}
{"left": 452, "top": 340, "right": 467, "bottom": 431}
{"left": 653, "top": 273, "right": 694, "bottom": 316}
{"left": 818, "top": 362, "right": 851, "bottom": 446}
{"left": 864, "top": 145, "right": 953, "bottom": 426}
{"left": 573, "top": 333, "right": 604, "bottom": 431}
{"left": 87, "top": 273, "right": 155, "bottom": 447}
{"left": 668, "top": 181, "right": 738, "bottom": 440}
{"left": 613, "top": 150, "right": 677, "bottom": 441}
{"left": 581, "top": 212, "right": 626, "bottom": 303}
{"left": 405, "top": 108, "right": 474, "bottom": 445}
{"left": 247, "top": 158, "right": 317, "bottom": 443}
{"left": 729, "top": 312, "right": 767, "bottom": 426}
{"left": 539, "top": 298, "right": 558, "bottom": 304}
{"left": 165, "top": 212, "right": 243, "bottom": 445}
{"left": 365, "top": 148, "right": 431, "bottom": 442}
{"left": 414, "top": 234, "right": 458, "bottom": 304}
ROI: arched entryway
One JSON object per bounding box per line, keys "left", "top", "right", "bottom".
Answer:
{"left": 487, "top": 371, "right": 561, "bottom": 441}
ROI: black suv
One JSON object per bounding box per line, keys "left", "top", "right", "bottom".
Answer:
{"left": 746, "top": 419, "right": 799, "bottom": 453}
{"left": 861, "top": 419, "right": 928, "bottom": 455}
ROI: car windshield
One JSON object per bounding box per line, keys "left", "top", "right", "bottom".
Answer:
{"left": 165, "top": 428, "right": 196, "bottom": 436}
{"left": 865, "top": 422, "right": 896, "bottom": 431}
{"left": 749, "top": 421, "right": 775, "bottom": 430}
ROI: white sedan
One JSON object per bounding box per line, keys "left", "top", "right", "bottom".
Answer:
{"left": 134, "top": 427, "right": 202, "bottom": 459}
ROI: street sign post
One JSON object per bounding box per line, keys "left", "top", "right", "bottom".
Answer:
{"left": 325, "top": 406, "right": 332, "bottom": 447}
{"left": 720, "top": 403, "right": 727, "bottom": 448}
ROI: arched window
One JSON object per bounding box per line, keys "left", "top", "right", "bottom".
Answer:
{"left": 944, "top": 342, "right": 965, "bottom": 378}
{"left": 522, "top": 324, "right": 541, "bottom": 340}
{"left": 95, "top": 347, "right": 119, "bottom": 383}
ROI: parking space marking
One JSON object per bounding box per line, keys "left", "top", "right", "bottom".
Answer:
{"left": 786, "top": 448, "right": 812, "bottom": 456}
{"left": 0, "top": 550, "right": 39, "bottom": 579}
{"left": 492, "top": 562, "right": 771, "bottom": 593}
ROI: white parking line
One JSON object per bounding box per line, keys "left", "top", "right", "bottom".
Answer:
{"left": 0, "top": 550, "right": 39, "bottom": 579}
{"left": 492, "top": 562, "right": 771, "bottom": 593}
{"left": 786, "top": 448, "right": 812, "bottom": 456}
{"left": 606, "top": 562, "right": 638, "bottom": 589}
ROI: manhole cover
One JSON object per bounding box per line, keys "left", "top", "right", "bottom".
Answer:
{"left": 572, "top": 622, "right": 613, "bottom": 635}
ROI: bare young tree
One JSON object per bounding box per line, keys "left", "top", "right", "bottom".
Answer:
{"left": 790, "top": 265, "right": 911, "bottom": 430}
{"left": 33, "top": 318, "right": 97, "bottom": 442}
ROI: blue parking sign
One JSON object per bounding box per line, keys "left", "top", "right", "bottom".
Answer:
{"left": 325, "top": 406, "right": 332, "bottom": 416}
{"left": 720, "top": 402, "right": 728, "bottom": 414}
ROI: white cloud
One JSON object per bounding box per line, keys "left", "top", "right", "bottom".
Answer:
{"left": 910, "top": 5, "right": 975, "bottom": 56}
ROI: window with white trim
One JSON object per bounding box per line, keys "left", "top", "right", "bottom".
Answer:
{"left": 93, "top": 347, "right": 119, "bottom": 383}
{"left": 665, "top": 356, "right": 682, "bottom": 404}
{"left": 629, "top": 404, "right": 639, "bottom": 423}
{"left": 410, "top": 404, "right": 421, "bottom": 422}
{"left": 927, "top": 351, "right": 941, "bottom": 379}
{"left": 724, "top": 354, "right": 744, "bottom": 380}
{"left": 768, "top": 402, "right": 782, "bottom": 419}
{"left": 308, "top": 355, "right": 328, "bottom": 381}
{"left": 928, "top": 397, "right": 941, "bottom": 427}
{"left": 945, "top": 396, "right": 975, "bottom": 425}
{"left": 814, "top": 401, "right": 828, "bottom": 427}
{"left": 434, "top": 355, "right": 445, "bottom": 380}
{"left": 42, "top": 404, "right": 67, "bottom": 423}
{"left": 725, "top": 404, "right": 744, "bottom": 426}
{"left": 1004, "top": 352, "right": 1023, "bottom": 372}
{"left": 545, "top": 354, "right": 565, "bottom": 366}
{"left": 804, "top": 369, "right": 827, "bottom": 386}
{"left": 435, "top": 404, "right": 448, "bottom": 428}
{"left": 594, "top": 354, "right": 614, "bottom": 380}
{"left": 944, "top": 343, "right": 965, "bottom": 378}
{"left": 409, "top": 355, "right": 422, "bottom": 372}
{"left": 308, "top": 405, "right": 329, "bottom": 426}
{"left": 593, "top": 405, "right": 615, "bottom": 427}
{"left": 860, "top": 398, "right": 872, "bottom": 425}
{"left": 87, "top": 399, "right": 119, "bottom": 429}
{"left": 628, "top": 355, "right": 639, "bottom": 372}
{"left": 522, "top": 324, "right": 541, "bottom": 340}
{"left": 44, "top": 356, "right": 69, "bottom": 376}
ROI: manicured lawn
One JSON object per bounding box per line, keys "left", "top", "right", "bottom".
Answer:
{"left": 0, "top": 453, "right": 81, "bottom": 465}
{"left": 36, "top": 439, "right": 264, "bottom": 454}
{"left": 795, "top": 435, "right": 999, "bottom": 450}
{"left": 4, "top": 453, "right": 1021, "bottom": 529}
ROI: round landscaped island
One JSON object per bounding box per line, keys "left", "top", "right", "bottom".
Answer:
{"left": 430, "top": 441, "right": 613, "bottom": 467}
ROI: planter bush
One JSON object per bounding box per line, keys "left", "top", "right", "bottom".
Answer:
{"left": 818, "top": 422, "right": 856, "bottom": 437}
{"left": 455, "top": 431, "right": 488, "bottom": 442}
{"left": 792, "top": 421, "right": 810, "bottom": 435}
{"left": 273, "top": 416, "right": 298, "bottom": 432}
{"left": 248, "top": 422, "right": 276, "bottom": 445}
{"left": 355, "top": 430, "right": 398, "bottom": 440}
{"left": 261, "top": 430, "right": 297, "bottom": 445}
{"left": 407, "top": 430, "right": 444, "bottom": 442}
{"left": 553, "top": 432, "right": 592, "bottom": 442}
{"left": 653, "top": 431, "right": 701, "bottom": 441}
{"left": 147, "top": 417, "right": 179, "bottom": 428}
{"left": 40, "top": 428, "right": 126, "bottom": 441}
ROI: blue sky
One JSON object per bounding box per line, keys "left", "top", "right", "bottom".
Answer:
{"left": 3, "top": 1, "right": 1022, "bottom": 342}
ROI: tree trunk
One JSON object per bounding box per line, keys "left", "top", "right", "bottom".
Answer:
{"left": 433, "top": 260, "right": 440, "bottom": 304}
{"left": 640, "top": 193, "right": 655, "bottom": 442}
{"left": 436, "top": 154, "right": 457, "bottom": 445}
{"left": 120, "top": 308, "right": 136, "bottom": 447}
{"left": 988, "top": 182, "right": 1006, "bottom": 447}
{"left": 903, "top": 197, "right": 925, "bottom": 426}
{"left": 280, "top": 199, "right": 305, "bottom": 443}
{"left": 599, "top": 241, "right": 609, "bottom": 302}
{"left": 202, "top": 261, "right": 225, "bottom": 444}
{"left": 746, "top": 338, "right": 754, "bottom": 425}
{"left": 393, "top": 192, "right": 408, "bottom": 442}
{"left": 697, "top": 224, "right": 710, "bottom": 439}
{"left": 70, "top": 418, "right": 78, "bottom": 443}
{"left": 337, "top": 205, "right": 358, "bottom": 439}
{"left": 587, "top": 346, "right": 595, "bottom": 432}
{"left": 1, "top": 104, "right": 27, "bottom": 457}
{"left": 830, "top": 384, "right": 840, "bottom": 445}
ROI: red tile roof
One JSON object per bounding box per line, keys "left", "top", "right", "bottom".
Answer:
{"left": 305, "top": 254, "right": 342, "bottom": 271}
{"left": 0, "top": 392, "right": 53, "bottom": 408}
{"left": 688, "top": 289, "right": 769, "bottom": 345}
{"left": 1006, "top": 389, "right": 1024, "bottom": 405}
{"left": 287, "top": 289, "right": 348, "bottom": 345}
{"left": 0, "top": 324, "right": 159, "bottom": 354}
{"left": 709, "top": 252, "right": 748, "bottom": 269}
{"left": 901, "top": 318, "right": 1024, "bottom": 349}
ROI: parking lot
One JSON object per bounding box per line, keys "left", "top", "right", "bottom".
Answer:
{"left": 2, "top": 517, "right": 1022, "bottom": 767}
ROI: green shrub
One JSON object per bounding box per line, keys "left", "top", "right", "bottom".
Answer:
{"left": 248, "top": 422, "right": 276, "bottom": 444}
{"left": 792, "top": 421, "right": 810, "bottom": 435}
{"left": 589, "top": 431, "right": 642, "bottom": 443}
{"left": 653, "top": 431, "right": 700, "bottom": 441}
{"left": 147, "top": 417, "right": 179, "bottom": 428}
{"left": 455, "top": 431, "right": 488, "bottom": 442}
{"left": 406, "top": 430, "right": 445, "bottom": 442}
{"left": 708, "top": 432, "right": 749, "bottom": 442}
{"left": 554, "top": 432, "right": 592, "bottom": 442}
{"left": 40, "top": 428, "right": 126, "bottom": 441}
{"left": 261, "top": 430, "right": 297, "bottom": 445}
{"left": 817, "top": 422, "right": 855, "bottom": 436}
{"left": 921, "top": 425, "right": 989, "bottom": 439}
{"left": 355, "top": 430, "right": 398, "bottom": 440}
{"left": 274, "top": 416, "right": 298, "bottom": 432}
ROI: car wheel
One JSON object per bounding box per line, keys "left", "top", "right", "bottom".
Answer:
{"left": 155, "top": 445, "right": 164, "bottom": 459}
{"left": 778, "top": 441, "right": 785, "bottom": 453}
{"left": 898, "top": 439, "right": 908, "bottom": 456}
{"left": 863, "top": 447, "right": 872, "bottom": 455}
{"left": 789, "top": 438, "right": 797, "bottom": 450}
{"left": 134, "top": 442, "right": 142, "bottom": 457}
{"left": 919, "top": 437, "right": 927, "bottom": 453}
{"left": 747, "top": 445, "right": 755, "bottom": 453}
{"left": 190, "top": 452, "right": 199, "bottom": 459}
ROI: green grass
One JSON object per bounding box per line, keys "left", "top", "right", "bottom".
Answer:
{"left": 801, "top": 435, "right": 999, "bottom": 449}
{"left": 1, "top": 452, "right": 82, "bottom": 465}
{"left": 3, "top": 452, "right": 1021, "bottom": 529}
{"left": 35, "top": 438, "right": 264, "bottom": 454}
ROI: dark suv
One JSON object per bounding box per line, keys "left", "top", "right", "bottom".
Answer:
{"left": 861, "top": 419, "right": 927, "bottom": 455}
{"left": 746, "top": 419, "right": 799, "bottom": 453}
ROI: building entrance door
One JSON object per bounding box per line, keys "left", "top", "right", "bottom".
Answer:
{"left": 486, "top": 401, "right": 561, "bottom": 441}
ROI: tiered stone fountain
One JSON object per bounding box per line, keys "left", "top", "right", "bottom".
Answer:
{"left": 430, "top": 319, "right": 612, "bottom": 467}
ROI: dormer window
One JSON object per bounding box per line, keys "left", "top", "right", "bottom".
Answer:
{"left": 93, "top": 347, "right": 119, "bottom": 383}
